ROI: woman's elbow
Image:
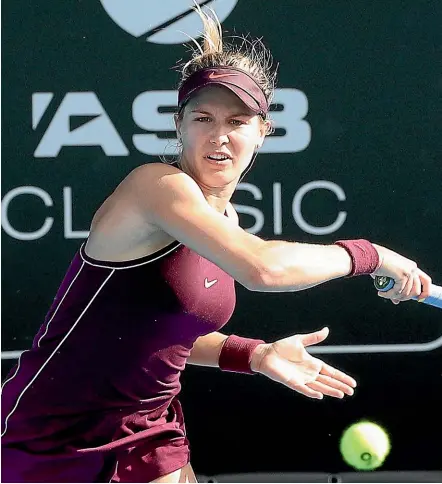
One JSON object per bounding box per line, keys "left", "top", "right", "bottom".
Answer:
{"left": 242, "top": 264, "right": 281, "bottom": 292}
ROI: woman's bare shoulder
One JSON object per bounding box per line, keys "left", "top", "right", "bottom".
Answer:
{"left": 128, "top": 162, "right": 182, "bottom": 179}
{"left": 122, "top": 162, "right": 203, "bottom": 198}
{"left": 86, "top": 163, "right": 184, "bottom": 261}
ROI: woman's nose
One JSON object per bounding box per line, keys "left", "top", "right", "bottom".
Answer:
{"left": 209, "top": 128, "right": 230, "bottom": 146}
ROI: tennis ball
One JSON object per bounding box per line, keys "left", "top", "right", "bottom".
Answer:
{"left": 340, "top": 421, "right": 391, "bottom": 471}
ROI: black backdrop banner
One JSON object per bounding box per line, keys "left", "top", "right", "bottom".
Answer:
{"left": 2, "top": 0, "right": 441, "bottom": 475}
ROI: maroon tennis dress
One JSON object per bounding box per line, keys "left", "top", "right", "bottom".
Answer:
{"left": 1, "top": 236, "right": 236, "bottom": 482}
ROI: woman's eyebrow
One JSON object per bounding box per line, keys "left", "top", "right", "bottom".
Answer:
{"left": 190, "top": 109, "right": 212, "bottom": 114}
{"left": 190, "top": 109, "right": 251, "bottom": 117}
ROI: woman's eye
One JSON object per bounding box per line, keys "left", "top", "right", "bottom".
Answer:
{"left": 194, "top": 117, "right": 245, "bottom": 125}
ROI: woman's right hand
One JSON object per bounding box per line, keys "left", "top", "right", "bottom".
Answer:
{"left": 372, "top": 244, "right": 432, "bottom": 304}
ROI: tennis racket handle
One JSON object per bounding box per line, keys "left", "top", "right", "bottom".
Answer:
{"left": 374, "top": 276, "right": 442, "bottom": 309}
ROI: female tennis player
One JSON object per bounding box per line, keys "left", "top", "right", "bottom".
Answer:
{"left": 1, "top": 6, "right": 432, "bottom": 483}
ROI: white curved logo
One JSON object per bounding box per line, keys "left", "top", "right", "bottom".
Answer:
{"left": 99, "top": 0, "right": 239, "bottom": 44}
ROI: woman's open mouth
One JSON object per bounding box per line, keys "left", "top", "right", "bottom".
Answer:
{"left": 205, "top": 153, "right": 232, "bottom": 165}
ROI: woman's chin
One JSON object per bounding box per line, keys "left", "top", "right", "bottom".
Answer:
{"left": 200, "top": 167, "right": 238, "bottom": 187}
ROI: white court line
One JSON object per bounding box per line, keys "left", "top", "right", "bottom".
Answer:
{"left": 2, "top": 333, "right": 442, "bottom": 359}
{"left": 2, "top": 351, "right": 26, "bottom": 360}
{"left": 308, "top": 333, "right": 442, "bottom": 354}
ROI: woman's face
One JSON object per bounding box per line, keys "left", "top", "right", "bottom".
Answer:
{"left": 175, "top": 86, "right": 269, "bottom": 189}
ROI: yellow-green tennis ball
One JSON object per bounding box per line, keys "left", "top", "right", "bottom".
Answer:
{"left": 340, "top": 421, "right": 391, "bottom": 471}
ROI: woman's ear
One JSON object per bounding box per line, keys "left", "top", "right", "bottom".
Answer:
{"left": 174, "top": 113, "right": 182, "bottom": 140}
{"left": 256, "top": 119, "right": 272, "bottom": 150}
{"left": 263, "top": 119, "right": 273, "bottom": 136}
{"left": 258, "top": 119, "right": 272, "bottom": 146}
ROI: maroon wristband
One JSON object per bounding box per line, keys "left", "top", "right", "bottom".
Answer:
{"left": 218, "top": 335, "right": 265, "bottom": 374}
{"left": 335, "top": 239, "right": 381, "bottom": 277}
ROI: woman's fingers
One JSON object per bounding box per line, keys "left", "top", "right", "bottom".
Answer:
{"left": 411, "top": 272, "right": 423, "bottom": 299}
{"left": 291, "top": 383, "right": 323, "bottom": 400}
{"left": 401, "top": 271, "right": 416, "bottom": 298}
{"left": 318, "top": 360, "right": 357, "bottom": 388}
{"left": 282, "top": 363, "right": 356, "bottom": 400}
{"left": 418, "top": 269, "right": 432, "bottom": 300}
{"left": 378, "top": 269, "right": 431, "bottom": 304}
{"left": 307, "top": 381, "right": 345, "bottom": 399}
{"left": 316, "top": 374, "right": 354, "bottom": 396}
{"left": 298, "top": 327, "right": 329, "bottom": 347}
{"left": 377, "top": 279, "right": 408, "bottom": 303}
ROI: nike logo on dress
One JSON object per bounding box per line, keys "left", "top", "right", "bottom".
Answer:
{"left": 208, "top": 72, "right": 239, "bottom": 79}
{"left": 204, "top": 278, "right": 218, "bottom": 288}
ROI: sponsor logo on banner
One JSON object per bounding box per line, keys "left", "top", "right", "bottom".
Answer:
{"left": 32, "top": 89, "right": 311, "bottom": 157}
{"left": 1, "top": 182, "right": 347, "bottom": 240}
{"left": 1, "top": 89, "right": 344, "bottom": 242}
{"left": 99, "top": 0, "right": 239, "bottom": 44}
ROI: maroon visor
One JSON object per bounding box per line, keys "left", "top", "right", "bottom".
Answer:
{"left": 178, "top": 67, "right": 269, "bottom": 116}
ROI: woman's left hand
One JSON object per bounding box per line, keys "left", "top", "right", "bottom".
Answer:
{"left": 250, "top": 327, "right": 357, "bottom": 399}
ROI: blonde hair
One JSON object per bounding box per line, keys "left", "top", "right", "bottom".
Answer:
{"left": 177, "top": 3, "right": 277, "bottom": 113}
